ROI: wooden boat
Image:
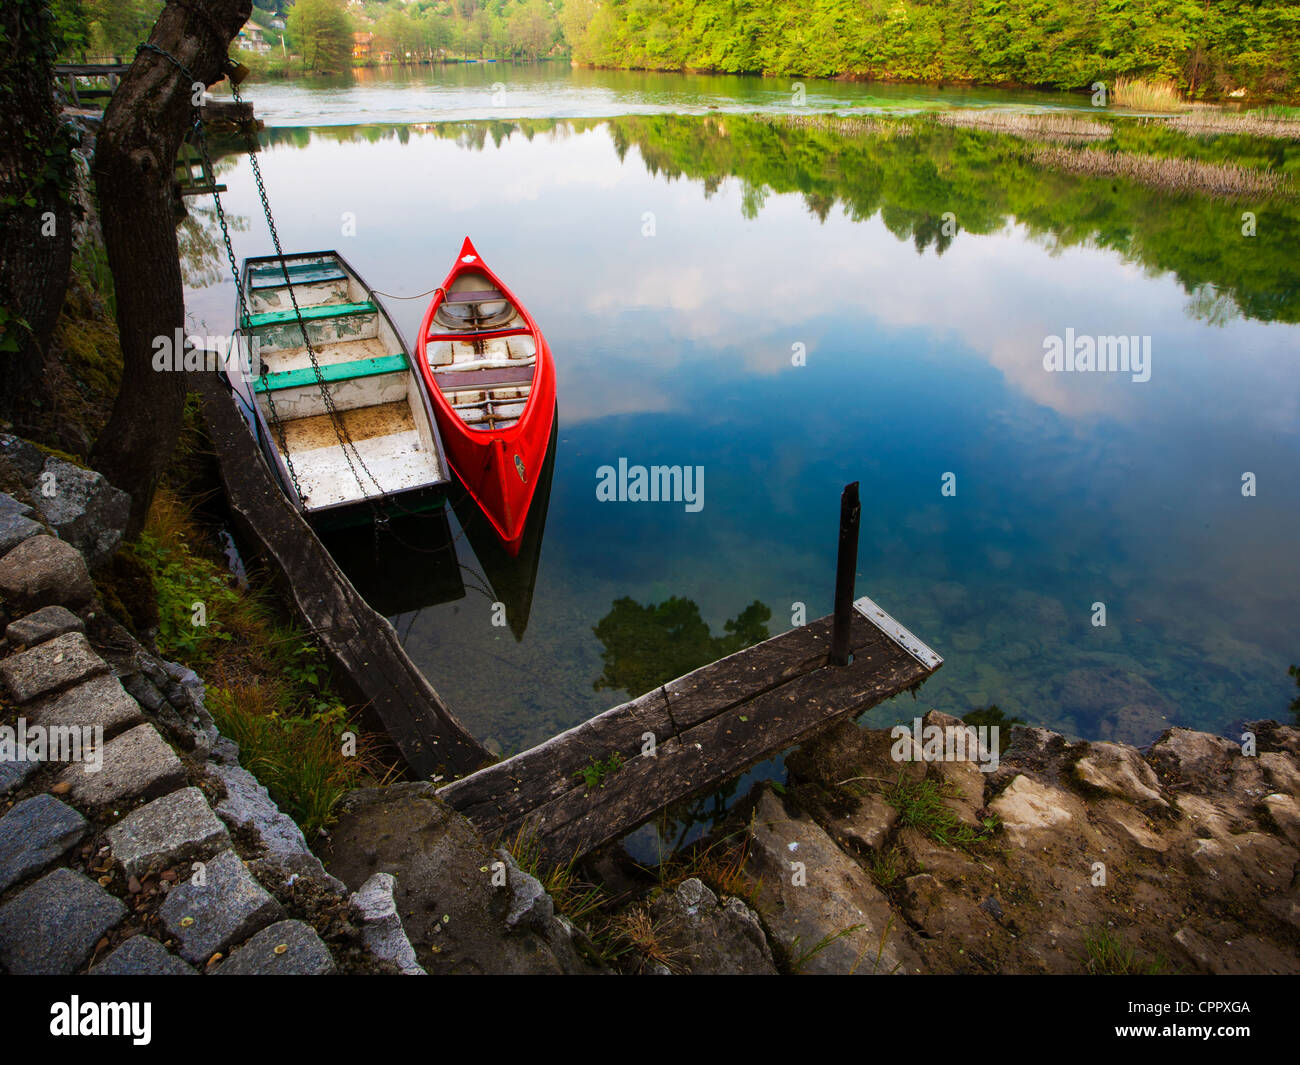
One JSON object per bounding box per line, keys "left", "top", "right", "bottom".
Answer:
{"left": 415, "top": 237, "right": 556, "bottom": 556}
{"left": 225, "top": 250, "right": 451, "bottom": 529}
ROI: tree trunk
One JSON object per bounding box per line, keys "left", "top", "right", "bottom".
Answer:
{"left": 0, "top": 0, "right": 75, "bottom": 429}
{"left": 90, "top": 0, "right": 250, "bottom": 537}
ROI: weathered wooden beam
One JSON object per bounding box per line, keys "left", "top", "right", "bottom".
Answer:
{"left": 438, "top": 600, "right": 942, "bottom": 860}
{"left": 194, "top": 372, "right": 491, "bottom": 779}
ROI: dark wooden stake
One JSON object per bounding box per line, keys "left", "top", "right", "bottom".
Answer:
{"left": 829, "top": 481, "right": 861, "bottom": 666}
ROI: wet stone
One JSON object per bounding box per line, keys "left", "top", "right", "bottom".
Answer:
{"left": 0, "top": 867, "right": 126, "bottom": 974}
{"left": 90, "top": 935, "right": 197, "bottom": 976}
{"left": 105, "top": 786, "right": 230, "bottom": 879}
{"left": 213, "top": 919, "right": 336, "bottom": 976}
{"left": 57, "top": 723, "right": 186, "bottom": 809}
{"left": 159, "top": 848, "right": 283, "bottom": 965}
{"left": 5, "top": 605, "right": 84, "bottom": 648}
{"left": 0, "top": 794, "right": 88, "bottom": 893}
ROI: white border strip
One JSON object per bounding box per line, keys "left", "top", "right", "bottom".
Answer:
{"left": 852, "top": 595, "right": 944, "bottom": 671}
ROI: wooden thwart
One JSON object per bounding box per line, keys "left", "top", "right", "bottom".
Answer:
{"left": 437, "top": 602, "right": 942, "bottom": 861}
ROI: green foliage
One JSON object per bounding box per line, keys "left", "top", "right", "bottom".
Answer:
{"left": 128, "top": 529, "right": 245, "bottom": 663}
{"left": 576, "top": 751, "right": 625, "bottom": 790}
{"left": 1083, "top": 926, "right": 1168, "bottom": 975}
{"left": 592, "top": 594, "right": 771, "bottom": 698}
{"left": 288, "top": 0, "right": 353, "bottom": 73}
{"left": 122, "top": 490, "right": 378, "bottom": 836}
{"left": 884, "top": 773, "right": 998, "bottom": 850}
{"left": 562, "top": 0, "right": 1300, "bottom": 96}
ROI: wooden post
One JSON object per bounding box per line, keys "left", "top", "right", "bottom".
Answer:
{"left": 829, "top": 481, "right": 860, "bottom": 666}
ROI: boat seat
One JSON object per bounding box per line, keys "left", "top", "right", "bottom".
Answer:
{"left": 434, "top": 365, "right": 534, "bottom": 391}
{"left": 445, "top": 288, "right": 504, "bottom": 304}
{"left": 242, "top": 300, "right": 376, "bottom": 329}
{"left": 248, "top": 262, "right": 347, "bottom": 291}
{"left": 253, "top": 352, "right": 408, "bottom": 393}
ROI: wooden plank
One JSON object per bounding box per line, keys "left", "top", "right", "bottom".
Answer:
{"left": 55, "top": 64, "right": 130, "bottom": 76}
{"left": 434, "top": 365, "right": 534, "bottom": 391}
{"left": 241, "top": 300, "right": 375, "bottom": 329}
{"left": 253, "top": 352, "right": 408, "bottom": 392}
{"left": 438, "top": 607, "right": 938, "bottom": 857}
{"left": 534, "top": 635, "right": 932, "bottom": 861}
{"left": 195, "top": 372, "right": 490, "bottom": 779}
{"left": 249, "top": 265, "right": 347, "bottom": 290}
{"left": 445, "top": 288, "right": 504, "bottom": 303}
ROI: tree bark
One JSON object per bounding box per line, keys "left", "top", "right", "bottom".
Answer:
{"left": 0, "top": 0, "right": 75, "bottom": 428}
{"left": 90, "top": 0, "right": 250, "bottom": 537}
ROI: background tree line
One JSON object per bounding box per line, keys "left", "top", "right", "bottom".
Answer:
{"left": 561, "top": 0, "right": 1300, "bottom": 96}
{"left": 52, "top": 0, "right": 564, "bottom": 71}
{"left": 45, "top": 0, "right": 1300, "bottom": 93}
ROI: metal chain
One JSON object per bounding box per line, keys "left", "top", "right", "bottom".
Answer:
{"left": 137, "top": 42, "right": 316, "bottom": 508}
{"left": 188, "top": 112, "right": 308, "bottom": 504}
{"left": 224, "top": 75, "right": 388, "bottom": 508}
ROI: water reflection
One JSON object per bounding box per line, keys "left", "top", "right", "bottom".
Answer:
{"left": 180, "top": 111, "right": 1300, "bottom": 762}
{"left": 593, "top": 596, "right": 771, "bottom": 698}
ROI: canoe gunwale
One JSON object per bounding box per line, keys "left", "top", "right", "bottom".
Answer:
{"left": 415, "top": 238, "right": 557, "bottom": 552}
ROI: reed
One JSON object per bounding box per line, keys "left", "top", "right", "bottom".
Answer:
{"left": 935, "top": 110, "right": 1111, "bottom": 143}
{"left": 1161, "top": 110, "right": 1300, "bottom": 140}
{"left": 1030, "top": 145, "right": 1293, "bottom": 199}
{"left": 1112, "top": 76, "right": 1189, "bottom": 113}
{"left": 760, "top": 113, "right": 913, "bottom": 138}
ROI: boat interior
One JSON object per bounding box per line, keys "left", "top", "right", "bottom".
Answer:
{"left": 241, "top": 254, "right": 445, "bottom": 511}
{"left": 425, "top": 269, "right": 537, "bottom": 432}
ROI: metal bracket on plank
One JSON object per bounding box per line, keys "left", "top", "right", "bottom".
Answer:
{"left": 852, "top": 595, "right": 944, "bottom": 671}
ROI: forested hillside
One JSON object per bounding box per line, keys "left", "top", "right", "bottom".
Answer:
{"left": 560, "top": 0, "right": 1300, "bottom": 96}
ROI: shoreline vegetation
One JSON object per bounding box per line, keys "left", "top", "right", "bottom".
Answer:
{"left": 52, "top": 0, "right": 1300, "bottom": 102}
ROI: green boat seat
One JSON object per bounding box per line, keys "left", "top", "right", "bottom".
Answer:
{"left": 253, "top": 352, "right": 408, "bottom": 393}
{"left": 241, "top": 300, "right": 376, "bottom": 329}
{"left": 248, "top": 261, "right": 348, "bottom": 290}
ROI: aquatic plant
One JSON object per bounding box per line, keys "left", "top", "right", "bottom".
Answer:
{"left": 1028, "top": 144, "right": 1292, "bottom": 199}
{"left": 935, "top": 110, "right": 1111, "bottom": 143}
{"left": 1112, "top": 77, "right": 1190, "bottom": 113}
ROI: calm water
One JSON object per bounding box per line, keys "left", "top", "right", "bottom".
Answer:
{"left": 184, "top": 95, "right": 1300, "bottom": 784}
{"left": 214, "top": 61, "right": 1093, "bottom": 125}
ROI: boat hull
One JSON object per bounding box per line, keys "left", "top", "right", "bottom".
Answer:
{"left": 415, "top": 237, "right": 556, "bottom": 556}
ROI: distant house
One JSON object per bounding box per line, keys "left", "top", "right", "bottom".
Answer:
{"left": 236, "top": 23, "right": 271, "bottom": 54}
{"left": 353, "top": 31, "right": 374, "bottom": 59}
{"left": 269, "top": 17, "right": 285, "bottom": 29}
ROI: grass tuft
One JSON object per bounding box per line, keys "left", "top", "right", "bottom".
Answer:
{"left": 1083, "top": 925, "right": 1168, "bottom": 975}
{"left": 1112, "top": 77, "right": 1189, "bottom": 113}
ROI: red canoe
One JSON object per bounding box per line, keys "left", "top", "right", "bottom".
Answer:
{"left": 415, "top": 237, "right": 556, "bottom": 556}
